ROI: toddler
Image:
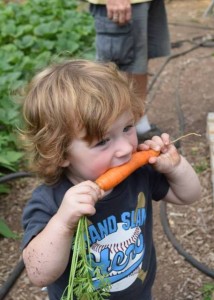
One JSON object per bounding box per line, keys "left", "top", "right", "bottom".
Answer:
{"left": 21, "top": 59, "right": 201, "bottom": 300}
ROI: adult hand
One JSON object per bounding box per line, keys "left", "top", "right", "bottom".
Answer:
{"left": 106, "top": 0, "right": 132, "bottom": 25}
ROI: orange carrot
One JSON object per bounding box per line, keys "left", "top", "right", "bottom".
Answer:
{"left": 95, "top": 149, "right": 159, "bottom": 191}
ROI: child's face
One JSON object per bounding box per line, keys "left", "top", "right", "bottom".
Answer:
{"left": 63, "top": 111, "right": 138, "bottom": 185}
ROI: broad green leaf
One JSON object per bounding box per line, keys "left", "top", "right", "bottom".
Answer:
{"left": 15, "top": 35, "right": 34, "bottom": 49}
{"left": 1, "top": 151, "right": 24, "bottom": 163}
{"left": 1, "top": 20, "right": 17, "bottom": 37}
{"left": 15, "top": 24, "right": 33, "bottom": 37}
{"left": 0, "top": 151, "right": 23, "bottom": 172}
{"left": 34, "top": 21, "right": 60, "bottom": 37}
{"left": 0, "top": 218, "right": 19, "bottom": 239}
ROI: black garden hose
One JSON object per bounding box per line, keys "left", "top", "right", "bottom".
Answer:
{"left": 0, "top": 259, "right": 25, "bottom": 300}
{"left": 160, "top": 201, "right": 214, "bottom": 279}
{"left": 0, "top": 171, "right": 33, "bottom": 183}
{"left": 161, "top": 33, "right": 214, "bottom": 280}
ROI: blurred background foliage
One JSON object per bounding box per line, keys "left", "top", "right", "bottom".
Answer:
{"left": 0, "top": 0, "right": 95, "bottom": 181}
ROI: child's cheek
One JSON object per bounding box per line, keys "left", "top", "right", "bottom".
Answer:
{"left": 91, "top": 157, "right": 112, "bottom": 179}
{"left": 132, "top": 134, "right": 138, "bottom": 151}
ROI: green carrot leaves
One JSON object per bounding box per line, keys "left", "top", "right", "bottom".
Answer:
{"left": 61, "top": 217, "right": 111, "bottom": 300}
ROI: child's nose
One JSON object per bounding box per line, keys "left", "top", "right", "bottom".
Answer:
{"left": 114, "top": 137, "right": 133, "bottom": 158}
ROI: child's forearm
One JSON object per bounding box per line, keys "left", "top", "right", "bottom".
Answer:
{"left": 23, "top": 214, "right": 74, "bottom": 287}
{"left": 163, "top": 155, "right": 201, "bottom": 205}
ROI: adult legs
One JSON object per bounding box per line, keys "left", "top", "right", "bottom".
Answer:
{"left": 127, "top": 73, "right": 152, "bottom": 135}
{"left": 89, "top": 1, "right": 169, "bottom": 139}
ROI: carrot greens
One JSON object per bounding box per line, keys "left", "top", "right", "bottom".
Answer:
{"left": 61, "top": 217, "right": 110, "bottom": 300}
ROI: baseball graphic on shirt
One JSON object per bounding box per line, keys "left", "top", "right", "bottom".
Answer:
{"left": 90, "top": 223, "right": 145, "bottom": 292}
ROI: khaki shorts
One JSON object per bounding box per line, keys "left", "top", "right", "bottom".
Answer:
{"left": 90, "top": 0, "right": 170, "bottom": 74}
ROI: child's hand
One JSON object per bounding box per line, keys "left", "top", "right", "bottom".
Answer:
{"left": 138, "top": 133, "right": 181, "bottom": 174}
{"left": 55, "top": 181, "right": 104, "bottom": 233}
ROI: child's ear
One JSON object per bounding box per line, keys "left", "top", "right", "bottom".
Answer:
{"left": 60, "top": 159, "right": 70, "bottom": 168}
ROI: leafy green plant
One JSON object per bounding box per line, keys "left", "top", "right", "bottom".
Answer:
{"left": 0, "top": 92, "right": 24, "bottom": 172}
{"left": 0, "top": 0, "right": 95, "bottom": 175}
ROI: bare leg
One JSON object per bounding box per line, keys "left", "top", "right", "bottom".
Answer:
{"left": 128, "top": 73, "right": 147, "bottom": 102}
{"left": 127, "top": 73, "right": 152, "bottom": 134}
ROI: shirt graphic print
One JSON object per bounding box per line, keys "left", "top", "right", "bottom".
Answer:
{"left": 88, "top": 192, "right": 147, "bottom": 292}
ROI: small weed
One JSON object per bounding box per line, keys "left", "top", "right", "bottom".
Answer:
{"left": 202, "top": 283, "right": 214, "bottom": 300}
{"left": 193, "top": 160, "right": 208, "bottom": 173}
{"left": 191, "top": 146, "right": 200, "bottom": 156}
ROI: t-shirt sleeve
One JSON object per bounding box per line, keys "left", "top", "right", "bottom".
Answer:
{"left": 21, "top": 186, "right": 58, "bottom": 250}
{"left": 147, "top": 165, "right": 170, "bottom": 201}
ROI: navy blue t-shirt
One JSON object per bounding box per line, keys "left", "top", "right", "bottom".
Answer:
{"left": 22, "top": 165, "right": 169, "bottom": 300}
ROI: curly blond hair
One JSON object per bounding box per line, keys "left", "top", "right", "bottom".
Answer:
{"left": 21, "top": 59, "right": 144, "bottom": 184}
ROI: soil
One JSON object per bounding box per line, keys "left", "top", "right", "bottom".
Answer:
{"left": 0, "top": 1, "right": 214, "bottom": 299}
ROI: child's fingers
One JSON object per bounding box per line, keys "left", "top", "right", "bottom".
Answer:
{"left": 138, "top": 143, "right": 150, "bottom": 151}
{"left": 148, "top": 156, "right": 158, "bottom": 165}
{"left": 71, "top": 181, "right": 103, "bottom": 200}
{"left": 78, "top": 191, "right": 101, "bottom": 206}
{"left": 143, "top": 139, "right": 162, "bottom": 152}
{"left": 161, "top": 133, "right": 170, "bottom": 146}
{"left": 84, "top": 181, "right": 105, "bottom": 200}
{"left": 55, "top": 181, "right": 105, "bottom": 230}
{"left": 76, "top": 204, "right": 96, "bottom": 216}
{"left": 144, "top": 134, "right": 172, "bottom": 152}
{"left": 139, "top": 134, "right": 163, "bottom": 146}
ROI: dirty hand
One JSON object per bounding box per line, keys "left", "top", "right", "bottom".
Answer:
{"left": 139, "top": 133, "right": 181, "bottom": 174}
{"left": 107, "top": 0, "right": 131, "bottom": 24}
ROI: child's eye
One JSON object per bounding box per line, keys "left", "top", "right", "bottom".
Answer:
{"left": 123, "top": 125, "right": 134, "bottom": 132}
{"left": 95, "top": 138, "right": 110, "bottom": 147}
